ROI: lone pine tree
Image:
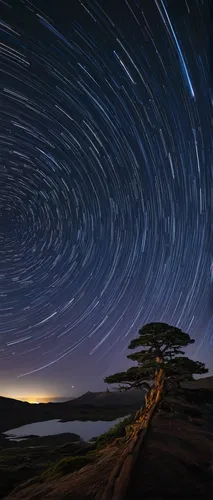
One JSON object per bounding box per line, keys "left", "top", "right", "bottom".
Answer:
{"left": 104, "top": 322, "right": 208, "bottom": 410}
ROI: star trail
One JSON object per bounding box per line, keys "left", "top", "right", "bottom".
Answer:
{"left": 0, "top": 0, "right": 212, "bottom": 397}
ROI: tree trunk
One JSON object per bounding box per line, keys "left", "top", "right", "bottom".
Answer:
{"left": 101, "top": 362, "right": 165, "bottom": 500}
{"left": 102, "top": 393, "right": 162, "bottom": 500}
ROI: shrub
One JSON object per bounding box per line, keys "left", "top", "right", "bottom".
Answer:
{"left": 95, "top": 415, "right": 133, "bottom": 449}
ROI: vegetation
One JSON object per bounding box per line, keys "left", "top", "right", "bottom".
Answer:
{"left": 1, "top": 322, "right": 211, "bottom": 499}
{"left": 0, "top": 436, "right": 96, "bottom": 498}
{"left": 105, "top": 322, "right": 208, "bottom": 411}
{"left": 95, "top": 414, "right": 133, "bottom": 448}
{"left": 1, "top": 417, "right": 136, "bottom": 498}
{"left": 42, "top": 455, "right": 94, "bottom": 478}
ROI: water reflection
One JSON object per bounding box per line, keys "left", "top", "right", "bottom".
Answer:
{"left": 4, "top": 415, "right": 129, "bottom": 442}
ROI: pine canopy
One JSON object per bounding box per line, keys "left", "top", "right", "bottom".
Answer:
{"left": 104, "top": 322, "right": 208, "bottom": 392}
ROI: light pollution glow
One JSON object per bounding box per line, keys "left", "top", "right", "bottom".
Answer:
{"left": 5, "top": 394, "right": 55, "bottom": 404}
{"left": 0, "top": 387, "right": 58, "bottom": 403}
{"left": 0, "top": 383, "right": 75, "bottom": 403}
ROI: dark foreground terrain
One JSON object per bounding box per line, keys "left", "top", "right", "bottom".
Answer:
{"left": 1, "top": 386, "right": 212, "bottom": 500}
{"left": 0, "top": 433, "right": 92, "bottom": 499}
{"left": 1, "top": 414, "right": 134, "bottom": 499}
{"left": 0, "top": 391, "right": 141, "bottom": 499}
{"left": 125, "top": 394, "right": 213, "bottom": 500}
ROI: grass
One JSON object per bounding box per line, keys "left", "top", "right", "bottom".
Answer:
{"left": 0, "top": 415, "right": 133, "bottom": 498}
{"left": 0, "top": 437, "right": 95, "bottom": 498}
{"left": 41, "top": 416, "right": 135, "bottom": 479}
{"left": 1, "top": 463, "right": 43, "bottom": 499}
{"left": 42, "top": 455, "right": 94, "bottom": 478}
{"left": 2, "top": 391, "right": 212, "bottom": 500}
{"left": 95, "top": 414, "right": 134, "bottom": 448}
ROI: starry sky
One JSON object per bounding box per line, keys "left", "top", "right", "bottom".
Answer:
{"left": 0, "top": 0, "right": 212, "bottom": 401}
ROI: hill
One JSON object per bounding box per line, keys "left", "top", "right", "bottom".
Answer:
{"left": 0, "top": 389, "right": 143, "bottom": 436}
{"left": 68, "top": 389, "right": 144, "bottom": 407}
{"left": 0, "top": 396, "right": 30, "bottom": 409}
{"left": 0, "top": 376, "right": 212, "bottom": 436}
{"left": 0, "top": 389, "right": 144, "bottom": 410}
{"left": 1, "top": 375, "right": 212, "bottom": 411}
{"left": 4, "top": 390, "right": 213, "bottom": 500}
{"left": 182, "top": 375, "right": 213, "bottom": 390}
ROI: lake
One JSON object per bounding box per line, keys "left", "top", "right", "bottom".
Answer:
{"left": 4, "top": 415, "right": 129, "bottom": 442}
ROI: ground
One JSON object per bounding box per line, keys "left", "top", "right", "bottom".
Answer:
{"left": 3, "top": 389, "right": 213, "bottom": 500}
{"left": 125, "top": 397, "right": 213, "bottom": 499}
{"left": 0, "top": 414, "right": 133, "bottom": 499}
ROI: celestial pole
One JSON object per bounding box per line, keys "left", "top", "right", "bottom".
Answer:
{"left": 0, "top": 0, "right": 212, "bottom": 395}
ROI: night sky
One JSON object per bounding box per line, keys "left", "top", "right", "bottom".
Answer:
{"left": 0, "top": 0, "right": 212, "bottom": 401}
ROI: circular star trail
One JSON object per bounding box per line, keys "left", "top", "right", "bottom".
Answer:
{"left": 0, "top": 0, "right": 212, "bottom": 391}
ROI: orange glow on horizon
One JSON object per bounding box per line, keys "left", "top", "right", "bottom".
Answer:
{"left": 22, "top": 397, "right": 49, "bottom": 403}
{"left": 1, "top": 384, "right": 72, "bottom": 403}
{"left": 1, "top": 390, "right": 58, "bottom": 404}
{"left": 11, "top": 395, "right": 55, "bottom": 403}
